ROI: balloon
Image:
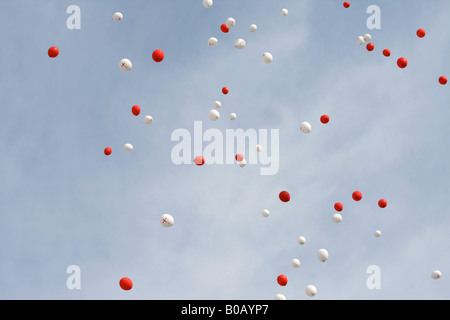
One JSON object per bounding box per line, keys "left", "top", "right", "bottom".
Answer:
{"left": 225, "top": 17, "right": 236, "bottom": 29}
{"left": 281, "top": 8, "right": 288, "bottom": 16}
{"left": 291, "top": 258, "right": 301, "bottom": 268}
{"left": 274, "top": 294, "right": 286, "bottom": 300}
{"left": 230, "top": 113, "right": 237, "bottom": 120}
{"left": 160, "top": 213, "right": 174, "bottom": 227}
{"left": 234, "top": 38, "right": 246, "bottom": 50}
{"left": 383, "top": 49, "right": 391, "bottom": 57}
{"left": 143, "top": 115, "right": 153, "bottom": 124}
{"left": 334, "top": 202, "right": 343, "bottom": 212}
{"left": 374, "top": 230, "right": 381, "bottom": 238}
{"left": 194, "top": 155, "right": 205, "bottom": 166}
{"left": 277, "top": 275, "right": 288, "bottom": 286}
{"left": 235, "top": 153, "right": 244, "bottom": 161}
{"left": 366, "top": 43, "right": 375, "bottom": 51}
{"left": 119, "top": 277, "right": 133, "bottom": 290}
{"left": 214, "top": 101, "right": 221, "bottom": 109}
{"left": 357, "top": 36, "right": 365, "bottom": 45}
{"left": 48, "top": 46, "right": 59, "bottom": 58}
{"left": 343, "top": 2, "right": 350, "bottom": 8}
{"left": 363, "top": 34, "right": 371, "bottom": 42}
{"left": 208, "top": 109, "right": 220, "bottom": 121}
{"left": 152, "top": 49, "right": 164, "bottom": 62}
{"left": 279, "top": 191, "right": 290, "bottom": 202}
{"left": 305, "top": 285, "right": 317, "bottom": 297}
{"left": 439, "top": 76, "right": 447, "bottom": 85}
{"left": 124, "top": 143, "right": 133, "bottom": 152}
{"left": 320, "top": 115, "right": 329, "bottom": 124}
{"left": 256, "top": 145, "right": 262, "bottom": 152}
{"left": 262, "top": 209, "right": 270, "bottom": 217}
{"left": 417, "top": 28, "right": 426, "bottom": 38}
{"left": 220, "top": 24, "right": 229, "bottom": 33}
{"left": 317, "top": 249, "right": 329, "bottom": 262}
{"left": 298, "top": 236, "right": 306, "bottom": 245}
{"left": 378, "top": 199, "right": 387, "bottom": 208}
{"left": 112, "top": 12, "right": 123, "bottom": 21}
{"left": 300, "top": 121, "right": 311, "bottom": 133}
{"left": 208, "top": 37, "right": 218, "bottom": 46}
{"left": 104, "top": 147, "right": 112, "bottom": 156}
{"left": 119, "top": 58, "right": 132, "bottom": 71}
{"left": 222, "top": 87, "right": 229, "bottom": 94}
{"left": 238, "top": 159, "right": 247, "bottom": 167}
{"left": 262, "top": 52, "right": 273, "bottom": 64}
{"left": 203, "top": 0, "right": 213, "bottom": 8}
{"left": 397, "top": 57, "right": 408, "bottom": 68}
{"left": 249, "top": 24, "right": 257, "bottom": 32}
{"left": 131, "top": 105, "right": 140, "bottom": 116}
{"left": 332, "top": 213, "right": 342, "bottom": 223}
{"left": 352, "top": 191, "right": 362, "bottom": 201}
{"left": 431, "top": 270, "right": 442, "bottom": 280}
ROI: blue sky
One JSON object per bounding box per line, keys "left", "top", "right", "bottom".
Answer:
{"left": 0, "top": 0, "right": 448, "bottom": 299}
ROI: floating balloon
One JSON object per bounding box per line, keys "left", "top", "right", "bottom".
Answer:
{"left": 220, "top": 24, "right": 229, "bottom": 33}
{"left": 431, "top": 270, "right": 442, "bottom": 280}
{"left": 48, "top": 46, "right": 59, "bottom": 58}
{"left": 131, "top": 105, "right": 140, "bottom": 116}
{"left": 225, "top": 17, "right": 236, "bottom": 29}
{"left": 300, "top": 121, "right": 311, "bottom": 133}
{"left": 104, "top": 147, "right": 112, "bottom": 156}
{"left": 119, "top": 58, "right": 132, "bottom": 71}
{"left": 230, "top": 113, "right": 237, "bottom": 120}
{"left": 194, "top": 155, "right": 205, "bottom": 166}
{"left": 249, "top": 24, "right": 257, "bottom": 32}
{"left": 298, "top": 236, "right": 306, "bottom": 245}
{"left": 262, "top": 209, "right": 270, "bottom": 218}
{"left": 363, "top": 34, "right": 372, "bottom": 42}
{"left": 112, "top": 12, "right": 123, "bottom": 21}
{"left": 262, "top": 52, "right": 273, "bottom": 64}
{"left": 397, "top": 57, "right": 408, "bottom": 68}
{"left": 208, "top": 109, "right": 220, "bottom": 121}
{"left": 305, "top": 285, "right": 317, "bottom": 297}
{"left": 378, "top": 199, "right": 387, "bottom": 208}
{"left": 357, "top": 36, "right": 365, "bottom": 45}
{"left": 234, "top": 38, "right": 246, "bottom": 49}
{"left": 439, "top": 76, "right": 447, "bottom": 85}
{"left": 222, "top": 87, "right": 229, "bottom": 94}
{"left": 152, "top": 49, "right": 164, "bottom": 62}
{"left": 203, "top": 0, "right": 213, "bottom": 8}
{"left": 374, "top": 230, "right": 381, "bottom": 238}
{"left": 277, "top": 275, "right": 288, "bottom": 286}
{"left": 238, "top": 159, "right": 247, "bottom": 167}
{"left": 235, "top": 153, "right": 244, "bottom": 162}
{"left": 332, "top": 213, "right": 342, "bottom": 223}
{"left": 366, "top": 43, "right": 375, "bottom": 51}
{"left": 320, "top": 115, "right": 329, "bottom": 124}
{"left": 291, "top": 258, "right": 301, "bottom": 268}
{"left": 416, "top": 28, "right": 426, "bottom": 38}
{"left": 208, "top": 37, "right": 218, "bottom": 46}
{"left": 124, "top": 143, "right": 133, "bottom": 152}
{"left": 274, "top": 294, "right": 286, "bottom": 300}
{"left": 160, "top": 213, "right": 174, "bottom": 227}
{"left": 352, "top": 191, "right": 362, "bottom": 201}
{"left": 214, "top": 101, "right": 221, "bottom": 109}
{"left": 144, "top": 115, "right": 153, "bottom": 124}
{"left": 334, "top": 202, "right": 343, "bottom": 212}
{"left": 383, "top": 49, "right": 391, "bottom": 57}
{"left": 317, "top": 249, "right": 329, "bottom": 262}
{"left": 281, "top": 8, "right": 288, "bottom": 16}
{"left": 279, "top": 191, "right": 290, "bottom": 202}
{"left": 119, "top": 277, "right": 133, "bottom": 290}
{"left": 256, "top": 145, "right": 262, "bottom": 152}
{"left": 343, "top": 2, "right": 350, "bottom": 8}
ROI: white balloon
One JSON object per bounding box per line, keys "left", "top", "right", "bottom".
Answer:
{"left": 208, "top": 109, "right": 220, "bottom": 121}
{"left": 374, "top": 230, "right": 381, "bottom": 238}
{"left": 262, "top": 52, "right": 273, "bottom": 64}
{"left": 160, "top": 213, "right": 174, "bottom": 228}
{"left": 202, "top": 0, "right": 213, "bottom": 8}
{"left": 332, "top": 213, "right": 343, "bottom": 223}
{"left": 143, "top": 115, "right": 153, "bottom": 125}
{"left": 431, "top": 270, "right": 442, "bottom": 280}
{"left": 281, "top": 8, "right": 289, "bottom": 16}
{"left": 230, "top": 113, "right": 237, "bottom": 120}
{"left": 317, "top": 249, "right": 329, "bottom": 262}
{"left": 249, "top": 24, "right": 257, "bottom": 32}
{"left": 291, "top": 258, "right": 301, "bottom": 268}
{"left": 274, "top": 293, "right": 286, "bottom": 300}
{"left": 238, "top": 159, "right": 247, "bottom": 167}
{"left": 363, "top": 34, "right": 372, "bottom": 42}
{"left": 300, "top": 121, "right": 311, "bottom": 133}
{"left": 123, "top": 143, "right": 133, "bottom": 151}
{"left": 357, "top": 36, "right": 365, "bottom": 45}
{"left": 226, "top": 17, "right": 236, "bottom": 29}
{"left": 112, "top": 12, "right": 123, "bottom": 21}
{"left": 256, "top": 145, "right": 262, "bottom": 152}
{"left": 261, "top": 209, "right": 270, "bottom": 217}
{"left": 298, "top": 236, "right": 306, "bottom": 245}
{"left": 234, "top": 38, "right": 246, "bottom": 49}
{"left": 119, "top": 58, "right": 132, "bottom": 71}
{"left": 208, "top": 37, "right": 218, "bottom": 46}
{"left": 213, "top": 101, "right": 221, "bottom": 109}
{"left": 305, "top": 285, "right": 317, "bottom": 297}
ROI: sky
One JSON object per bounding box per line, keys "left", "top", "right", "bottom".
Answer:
{"left": 0, "top": 0, "right": 448, "bottom": 300}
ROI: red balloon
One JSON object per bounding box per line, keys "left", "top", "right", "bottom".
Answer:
{"left": 194, "top": 156, "right": 205, "bottom": 166}
{"left": 366, "top": 43, "right": 375, "bottom": 51}
{"left": 277, "top": 275, "right": 288, "bottom": 286}
{"left": 104, "top": 147, "right": 112, "bottom": 156}
{"left": 320, "top": 115, "right": 329, "bottom": 124}
{"left": 235, "top": 153, "right": 244, "bottom": 161}
{"left": 334, "top": 202, "right": 343, "bottom": 212}
{"left": 439, "top": 76, "right": 447, "bottom": 85}
{"left": 131, "top": 105, "right": 141, "bottom": 116}
{"left": 279, "top": 191, "right": 290, "bottom": 202}
{"left": 343, "top": 1, "right": 350, "bottom": 8}
{"left": 119, "top": 277, "right": 133, "bottom": 290}
{"left": 397, "top": 57, "right": 408, "bottom": 68}
{"left": 352, "top": 191, "right": 362, "bottom": 201}
{"left": 383, "top": 49, "right": 391, "bottom": 57}
{"left": 48, "top": 46, "right": 59, "bottom": 58}
{"left": 222, "top": 87, "right": 229, "bottom": 95}
{"left": 378, "top": 199, "right": 387, "bottom": 208}
{"left": 416, "top": 28, "right": 426, "bottom": 38}
{"left": 220, "top": 23, "right": 229, "bottom": 33}
{"left": 152, "top": 49, "right": 164, "bottom": 62}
